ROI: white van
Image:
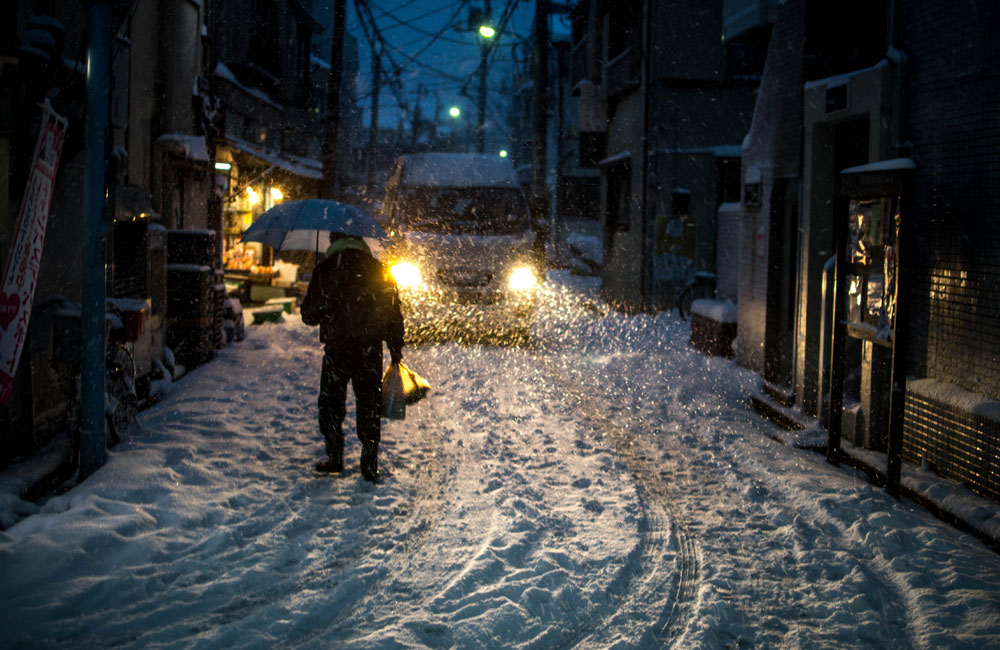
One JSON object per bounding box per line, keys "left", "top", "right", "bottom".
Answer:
{"left": 381, "top": 153, "right": 543, "bottom": 342}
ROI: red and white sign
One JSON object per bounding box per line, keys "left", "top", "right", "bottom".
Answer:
{"left": 0, "top": 101, "right": 66, "bottom": 405}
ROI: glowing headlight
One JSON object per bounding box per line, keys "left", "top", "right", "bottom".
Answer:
{"left": 390, "top": 261, "right": 422, "bottom": 287}
{"left": 508, "top": 266, "right": 538, "bottom": 290}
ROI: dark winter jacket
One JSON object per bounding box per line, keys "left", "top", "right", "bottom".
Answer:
{"left": 300, "top": 245, "right": 404, "bottom": 355}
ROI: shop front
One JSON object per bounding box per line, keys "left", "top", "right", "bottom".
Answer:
{"left": 216, "top": 138, "right": 321, "bottom": 308}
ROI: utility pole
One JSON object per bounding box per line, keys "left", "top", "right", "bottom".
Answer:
{"left": 477, "top": 0, "right": 491, "bottom": 153}
{"left": 531, "top": 0, "right": 550, "bottom": 254}
{"left": 80, "top": 0, "right": 111, "bottom": 479}
{"left": 367, "top": 44, "right": 381, "bottom": 195}
{"left": 411, "top": 85, "right": 425, "bottom": 149}
{"left": 322, "top": 0, "right": 346, "bottom": 200}
{"left": 553, "top": 39, "right": 567, "bottom": 256}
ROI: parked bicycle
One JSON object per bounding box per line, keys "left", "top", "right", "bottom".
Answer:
{"left": 45, "top": 296, "right": 138, "bottom": 453}
{"left": 674, "top": 271, "right": 717, "bottom": 321}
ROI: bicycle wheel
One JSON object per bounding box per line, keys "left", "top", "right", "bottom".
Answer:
{"left": 106, "top": 343, "right": 137, "bottom": 445}
{"left": 676, "top": 278, "right": 717, "bottom": 321}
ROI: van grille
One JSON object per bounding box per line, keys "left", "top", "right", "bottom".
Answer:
{"left": 437, "top": 269, "right": 493, "bottom": 287}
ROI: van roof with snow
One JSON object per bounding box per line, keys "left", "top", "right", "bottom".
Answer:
{"left": 394, "top": 153, "right": 521, "bottom": 188}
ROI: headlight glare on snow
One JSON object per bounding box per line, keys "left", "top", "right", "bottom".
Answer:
{"left": 390, "top": 261, "right": 422, "bottom": 287}
{"left": 508, "top": 266, "right": 538, "bottom": 291}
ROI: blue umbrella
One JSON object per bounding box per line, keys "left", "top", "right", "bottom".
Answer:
{"left": 241, "top": 199, "right": 389, "bottom": 252}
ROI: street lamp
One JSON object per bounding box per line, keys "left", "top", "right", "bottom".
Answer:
{"left": 479, "top": 24, "right": 495, "bottom": 38}
{"left": 449, "top": 106, "right": 461, "bottom": 118}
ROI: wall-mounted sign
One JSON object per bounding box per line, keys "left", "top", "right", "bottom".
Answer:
{"left": 0, "top": 101, "right": 66, "bottom": 405}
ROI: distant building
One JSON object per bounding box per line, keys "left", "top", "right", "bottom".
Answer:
{"left": 569, "top": 0, "right": 767, "bottom": 310}
{"left": 508, "top": 28, "right": 600, "bottom": 270}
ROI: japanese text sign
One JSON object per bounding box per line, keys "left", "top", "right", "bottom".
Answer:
{"left": 0, "top": 101, "right": 66, "bottom": 405}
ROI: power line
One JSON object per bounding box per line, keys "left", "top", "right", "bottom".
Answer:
{"left": 367, "top": 0, "right": 470, "bottom": 43}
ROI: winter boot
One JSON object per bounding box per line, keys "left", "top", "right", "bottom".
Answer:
{"left": 360, "top": 441, "right": 379, "bottom": 483}
{"left": 316, "top": 437, "right": 344, "bottom": 474}
{"left": 315, "top": 457, "right": 343, "bottom": 474}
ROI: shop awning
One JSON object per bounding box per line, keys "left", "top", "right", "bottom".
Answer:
{"left": 157, "top": 134, "right": 210, "bottom": 162}
{"left": 222, "top": 137, "right": 323, "bottom": 181}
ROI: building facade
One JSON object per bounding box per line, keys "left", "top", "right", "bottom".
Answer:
{"left": 570, "top": 0, "right": 765, "bottom": 311}
{"left": 0, "top": 0, "right": 359, "bottom": 472}
{"left": 740, "top": 0, "right": 1000, "bottom": 502}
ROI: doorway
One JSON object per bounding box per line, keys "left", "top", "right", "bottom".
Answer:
{"left": 764, "top": 179, "right": 799, "bottom": 387}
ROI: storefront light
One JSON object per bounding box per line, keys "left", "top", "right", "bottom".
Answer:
{"left": 214, "top": 162, "right": 232, "bottom": 171}
{"left": 246, "top": 186, "right": 260, "bottom": 206}
{"left": 270, "top": 187, "right": 284, "bottom": 201}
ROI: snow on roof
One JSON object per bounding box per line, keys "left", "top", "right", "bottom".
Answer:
{"left": 841, "top": 158, "right": 917, "bottom": 175}
{"left": 310, "top": 54, "right": 330, "bottom": 70}
{"left": 652, "top": 145, "right": 742, "bottom": 158}
{"left": 213, "top": 61, "right": 284, "bottom": 111}
{"left": 598, "top": 150, "right": 632, "bottom": 167}
{"left": 803, "top": 58, "right": 890, "bottom": 90}
{"left": 225, "top": 137, "right": 323, "bottom": 180}
{"left": 399, "top": 153, "right": 520, "bottom": 188}
{"left": 157, "top": 134, "right": 210, "bottom": 163}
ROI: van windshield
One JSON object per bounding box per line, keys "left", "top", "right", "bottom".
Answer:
{"left": 397, "top": 187, "right": 529, "bottom": 235}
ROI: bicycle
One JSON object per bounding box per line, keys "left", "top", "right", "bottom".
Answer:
{"left": 674, "top": 271, "right": 717, "bottom": 321}
{"left": 47, "top": 297, "right": 138, "bottom": 452}
{"left": 104, "top": 303, "right": 138, "bottom": 445}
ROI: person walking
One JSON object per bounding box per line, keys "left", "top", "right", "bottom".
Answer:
{"left": 300, "top": 232, "right": 404, "bottom": 483}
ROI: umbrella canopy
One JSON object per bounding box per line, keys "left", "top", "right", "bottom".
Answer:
{"left": 241, "top": 199, "right": 389, "bottom": 252}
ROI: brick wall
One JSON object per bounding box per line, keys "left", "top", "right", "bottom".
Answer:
{"left": 902, "top": 0, "right": 1000, "bottom": 400}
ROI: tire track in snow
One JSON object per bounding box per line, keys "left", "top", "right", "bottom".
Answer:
{"left": 615, "top": 347, "right": 923, "bottom": 649}
{"left": 538, "top": 357, "right": 700, "bottom": 648}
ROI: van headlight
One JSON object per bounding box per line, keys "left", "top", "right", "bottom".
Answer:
{"left": 508, "top": 266, "right": 538, "bottom": 291}
{"left": 390, "top": 261, "right": 422, "bottom": 287}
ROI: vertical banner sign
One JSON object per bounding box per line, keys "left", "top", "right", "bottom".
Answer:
{"left": 0, "top": 100, "right": 67, "bottom": 405}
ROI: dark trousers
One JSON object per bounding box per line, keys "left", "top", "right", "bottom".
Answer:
{"left": 318, "top": 343, "right": 382, "bottom": 465}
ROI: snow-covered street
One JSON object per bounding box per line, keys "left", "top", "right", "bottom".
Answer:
{"left": 2, "top": 271, "right": 999, "bottom": 649}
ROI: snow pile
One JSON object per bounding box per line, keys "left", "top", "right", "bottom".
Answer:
{"left": 691, "top": 298, "right": 738, "bottom": 323}
{"left": 1, "top": 272, "right": 998, "bottom": 649}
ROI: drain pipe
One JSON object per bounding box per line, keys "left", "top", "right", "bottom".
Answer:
{"left": 80, "top": 0, "right": 111, "bottom": 479}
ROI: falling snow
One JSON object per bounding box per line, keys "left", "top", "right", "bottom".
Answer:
{"left": 2, "top": 271, "right": 998, "bottom": 649}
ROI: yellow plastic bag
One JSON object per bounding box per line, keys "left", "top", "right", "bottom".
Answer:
{"left": 381, "top": 363, "right": 406, "bottom": 420}
{"left": 398, "top": 361, "right": 431, "bottom": 405}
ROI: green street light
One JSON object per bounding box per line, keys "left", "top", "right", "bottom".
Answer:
{"left": 449, "top": 106, "right": 461, "bottom": 118}
{"left": 478, "top": 24, "right": 495, "bottom": 38}
{"left": 498, "top": 149, "right": 508, "bottom": 158}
